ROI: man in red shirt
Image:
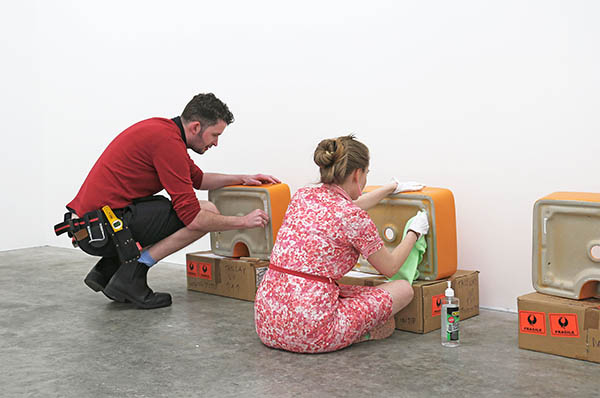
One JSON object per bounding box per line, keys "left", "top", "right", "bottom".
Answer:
{"left": 64, "top": 93, "right": 279, "bottom": 309}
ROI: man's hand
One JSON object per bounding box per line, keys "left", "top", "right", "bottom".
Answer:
{"left": 242, "top": 209, "right": 270, "bottom": 229}
{"left": 240, "top": 174, "right": 281, "bottom": 186}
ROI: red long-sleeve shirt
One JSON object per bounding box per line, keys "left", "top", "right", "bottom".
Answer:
{"left": 67, "top": 117, "right": 203, "bottom": 226}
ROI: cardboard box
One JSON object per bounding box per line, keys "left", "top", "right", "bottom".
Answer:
{"left": 517, "top": 292, "right": 600, "bottom": 363}
{"left": 186, "top": 251, "right": 269, "bottom": 301}
{"left": 339, "top": 269, "right": 479, "bottom": 333}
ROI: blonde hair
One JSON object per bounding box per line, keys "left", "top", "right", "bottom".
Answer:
{"left": 313, "top": 135, "right": 369, "bottom": 185}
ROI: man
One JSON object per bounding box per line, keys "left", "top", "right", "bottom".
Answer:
{"left": 59, "top": 93, "right": 279, "bottom": 309}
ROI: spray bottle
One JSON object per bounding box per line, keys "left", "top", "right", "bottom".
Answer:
{"left": 441, "top": 281, "right": 460, "bottom": 347}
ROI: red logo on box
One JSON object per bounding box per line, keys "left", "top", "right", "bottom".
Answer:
{"left": 187, "top": 261, "right": 199, "bottom": 278}
{"left": 519, "top": 311, "right": 546, "bottom": 335}
{"left": 187, "top": 261, "right": 212, "bottom": 280}
{"left": 549, "top": 313, "right": 579, "bottom": 338}
{"left": 196, "top": 262, "right": 212, "bottom": 280}
{"left": 432, "top": 293, "right": 444, "bottom": 317}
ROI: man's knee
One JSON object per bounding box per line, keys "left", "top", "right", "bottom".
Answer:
{"left": 200, "top": 200, "right": 220, "bottom": 214}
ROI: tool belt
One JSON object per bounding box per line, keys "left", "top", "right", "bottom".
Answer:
{"left": 54, "top": 205, "right": 140, "bottom": 265}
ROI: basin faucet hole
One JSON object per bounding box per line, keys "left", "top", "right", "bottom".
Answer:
{"left": 383, "top": 226, "right": 396, "bottom": 242}
{"left": 590, "top": 245, "right": 600, "bottom": 261}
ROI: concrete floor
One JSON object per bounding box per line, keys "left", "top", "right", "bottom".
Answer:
{"left": 1, "top": 247, "right": 598, "bottom": 398}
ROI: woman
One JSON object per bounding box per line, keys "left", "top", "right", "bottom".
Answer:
{"left": 254, "top": 135, "right": 429, "bottom": 353}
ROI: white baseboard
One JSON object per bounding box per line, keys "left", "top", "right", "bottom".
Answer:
{"left": 480, "top": 305, "right": 517, "bottom": 314}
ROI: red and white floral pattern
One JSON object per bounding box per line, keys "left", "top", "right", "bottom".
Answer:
{"left": 254, "top": 184, "right": 393, "bottom": 353}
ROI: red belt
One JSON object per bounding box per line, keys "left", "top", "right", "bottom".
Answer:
{"left": 269, "top": 264, "right": 336, "bottom": 284}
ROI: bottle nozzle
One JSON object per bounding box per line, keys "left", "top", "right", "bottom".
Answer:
{"left": 445, "top": 281, "right": 454, "bottom": 297}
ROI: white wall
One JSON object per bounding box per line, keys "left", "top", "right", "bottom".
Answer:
{"left": 3, "top": 0, "right": 599, "bottom": 311}
{"left": 0, "top": 2, "right": 44, "bottom": 250}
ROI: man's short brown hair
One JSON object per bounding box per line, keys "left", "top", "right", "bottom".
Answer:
{"left": 181, "top": 93, "right": 234, "bottom": 128}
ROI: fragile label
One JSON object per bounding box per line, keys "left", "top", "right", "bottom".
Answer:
{"left": 519, "top": 310, "right": 546, "bottom": 335}
{"left": 549, "top": 313, "right": 579, "bottom": 338}
{"left": 196, "top": 262, "right": 213, "bottom": 280}
{"left": 187, "top": 261, "right": 199, "bottom": 278}
{"left": 431, "top": 294, "right": 444, "bottom": 317}
{"left": 187, "top": 261, "right": 213, "bottom": 280}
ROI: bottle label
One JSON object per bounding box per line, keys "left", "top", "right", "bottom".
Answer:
{"left": 445, "top": 306, "right": 460, "bottom": 341}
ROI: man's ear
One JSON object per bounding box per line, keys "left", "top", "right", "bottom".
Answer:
{"left": 190, "top": 121, "right": 203, "bottom": 136}
{"left": 186, "top": 120, "right": 202, "bottom": 136}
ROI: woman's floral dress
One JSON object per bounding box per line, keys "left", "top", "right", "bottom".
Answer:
{"left": 254, "top": 184, "right": 393, "bottom": 353}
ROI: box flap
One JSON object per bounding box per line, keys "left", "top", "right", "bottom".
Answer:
{"left": 415, "top": 269, "right": 479, "bottom": 286}
{"left": 589, "top": 329, "right": 600, "bottom": 362}
{"left": 188, "top": 250, "right": 226, "bottom": 259}
{"left": 519, "top": 292, "right": 600, "bottom": 309}
{"left": 584, "top": 307, "right": 600, "bottom": 330}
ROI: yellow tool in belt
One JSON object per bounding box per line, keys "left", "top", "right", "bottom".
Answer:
{"left": 102, "top": 205, "right": 123, "bottom": 232}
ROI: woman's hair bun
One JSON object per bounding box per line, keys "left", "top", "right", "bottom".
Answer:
{"left": 314, "top": 138, "right": 344, "bottom": 169}
{"left": 313, "top": 134, "right": 370, "bottom": 185}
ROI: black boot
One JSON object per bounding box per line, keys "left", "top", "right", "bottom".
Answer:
{"left": 103, "top": 261, "right": 172, "bottom": 309}
{"left": 84, "top": 257, "right": 127, "bottom": 303}
{"left": 84, "top": 257, "right": 120, "bottom": 291}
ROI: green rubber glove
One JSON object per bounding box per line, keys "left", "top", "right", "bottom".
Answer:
{"left": 388, "top": 215, "right": 427, "bottom": 284}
